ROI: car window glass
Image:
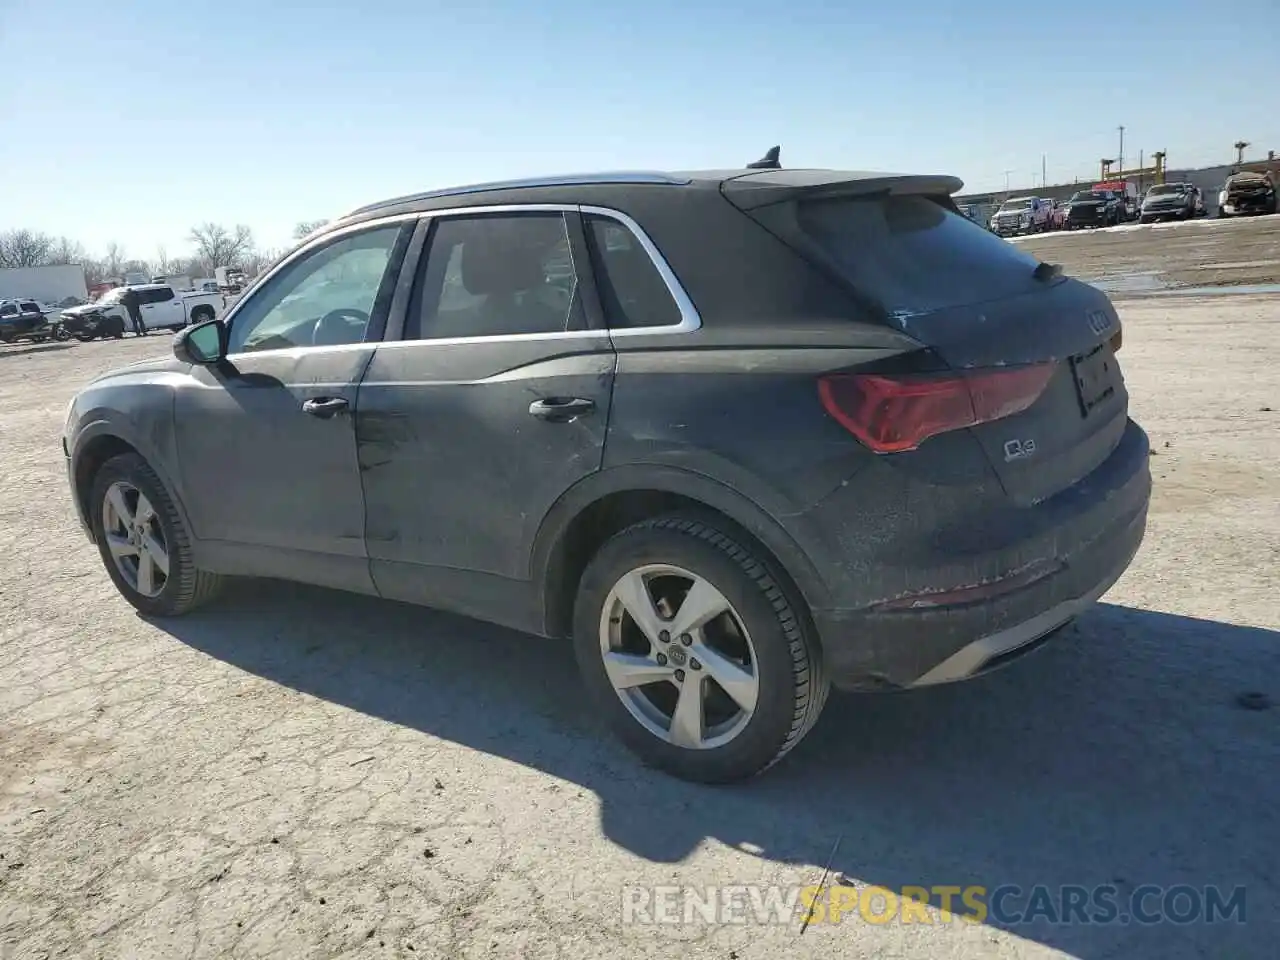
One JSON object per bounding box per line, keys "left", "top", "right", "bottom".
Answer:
{"left": 20, "top": 301, "right": 39, "bottom": 312}
{"left": 798, "top": 195, "right": 1044, "bottom": 315}
{"left": 408, "top": 213, "right": 582, "bottom": 340}
{"left": 227, "top": 225, "right": 401, "bottom": 355}
{"left": 154, "top": 288, "right": 175, "bottom": 303}
{"left": 1, "top": 303, "right": 18, "bottom": 316}
{"left": 584, "top": 215, "right": 681, "bottom": 329}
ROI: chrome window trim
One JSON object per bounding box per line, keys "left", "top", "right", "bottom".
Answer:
{"left": 221, "top": 203, "right": 699, "bottom": 360}
{"left": 578, "top": 204, "right": 700, "bottom": 337}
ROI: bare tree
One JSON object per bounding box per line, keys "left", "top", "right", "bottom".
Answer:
{"left": 103, "top": 242, "right": 126, "bottom": 278}
{"left": 0, "top": 229, "right": 56, "bottom": 268}
{"left": 47, "top": 236, "right": 87, "bottom": 266}
{"left": 122, "top": 258, "right": 152, "bottom": 278}
{"left": 188, "top": 222, "right": 255, "bottom": 270}
{"left": 155, "top": 245, "right": 174, "bottom": 275}
{"left": 241, "top": 246, "right": 285, "bottom": 278}
{"left": 293, "top": 219, "right": 328, "bottom": 240}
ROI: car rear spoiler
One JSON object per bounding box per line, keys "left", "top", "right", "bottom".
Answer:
{"left": 720, "top": 170, "right": 965, "bottom": 210}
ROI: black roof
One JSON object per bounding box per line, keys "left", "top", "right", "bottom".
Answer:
{"left": 337, "top": 168, "right": 964, "bottom": 227}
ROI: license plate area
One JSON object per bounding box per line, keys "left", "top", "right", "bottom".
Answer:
{"left": 1070, "top": 344, "right": 1115, "bottom": 417}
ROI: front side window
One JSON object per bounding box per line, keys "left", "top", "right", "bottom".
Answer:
{"left": 0, "top": 303, "right": 18, "bottom": 317}
{"left": 584, "top": 215, "right": 681, "bottom": 329}
{"left": 407, "top": 213, "right": 582, "bottom": 340}
{"left": 227, "top": 225, "right": 402, "bottom": 354}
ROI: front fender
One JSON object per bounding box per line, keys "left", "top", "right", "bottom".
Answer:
{"left": 66, "top": 389, "right": 190, "bottom": 548}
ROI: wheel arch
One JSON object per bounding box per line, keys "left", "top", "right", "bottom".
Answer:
{"left": 71, "top": 418, "right": 192, "bottom": 546}
{"left": 531, "top": 465, "right": 831, "bottom": 641}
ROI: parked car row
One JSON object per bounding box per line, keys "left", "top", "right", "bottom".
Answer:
{"left": 2, "top": 283, "right": 224, "bottom": 348}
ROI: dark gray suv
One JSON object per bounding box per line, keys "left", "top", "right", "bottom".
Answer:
{"left": 64, "top": 165, "right": 1151, "bottom": 782}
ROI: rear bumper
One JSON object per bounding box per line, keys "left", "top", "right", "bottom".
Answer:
{"left": 810, "top": 419, "right": 1151, "bottom": 689}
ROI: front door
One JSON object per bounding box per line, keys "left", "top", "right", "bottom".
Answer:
{"left": 173, "top": 221, "right": 412, "bottom": 592}
{"left": 356, "top": 209, "right": 614, "bottom": 625}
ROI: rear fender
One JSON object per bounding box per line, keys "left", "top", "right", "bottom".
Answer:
{"left": 529, "top": 464, "right": 834, "bottom": 626}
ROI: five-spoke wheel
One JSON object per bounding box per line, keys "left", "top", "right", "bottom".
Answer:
{"left": 574, "top": 515, "right": 828, "bottom": 782}
{"left": 102, "top": 480, "right": 170, "bottom": 597}
{"left": 89, "top": 452, "right": 223, "bottom": 616}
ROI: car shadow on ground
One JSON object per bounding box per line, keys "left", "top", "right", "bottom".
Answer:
{"left": 155, "top": 580, "right": 1277, "bottom": 958}
{"left": 0, "top": 342, "right": 75, "bottom": 358}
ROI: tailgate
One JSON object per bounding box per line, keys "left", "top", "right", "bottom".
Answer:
{"left": 727, "top": 178, "right": 1129, "bottom": 505}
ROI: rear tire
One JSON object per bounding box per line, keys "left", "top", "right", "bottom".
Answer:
{"left": 89, "top": 452, "right": 224, "bottom": 617}
{"left": 572, "top": 514, "right": 828, "bottom": 783}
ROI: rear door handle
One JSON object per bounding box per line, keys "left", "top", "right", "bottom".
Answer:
{"left": 529, "top": 397, "right": 594, "bottom": 422}
{"left": 301, "top": 396, "right": 349, "bottom": 419}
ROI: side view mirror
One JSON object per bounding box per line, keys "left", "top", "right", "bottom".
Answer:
{"left": 173, "top": 318, "right": 226, "bottom": 365}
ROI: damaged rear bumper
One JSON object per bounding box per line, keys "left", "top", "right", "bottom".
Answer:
{"left": 811, "top": 421, "right": 1151, "bottom": 690}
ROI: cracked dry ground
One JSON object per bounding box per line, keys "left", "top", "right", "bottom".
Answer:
{"left": 2, "top": 294, "right": 1278, "bottom": 960}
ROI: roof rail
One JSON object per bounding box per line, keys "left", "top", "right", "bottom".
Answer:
{"left": 348, "top": 171, "right": 692, "bottom": 217}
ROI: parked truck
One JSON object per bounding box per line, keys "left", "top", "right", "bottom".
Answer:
{"left": 0, "top": 264, "right": 88, "bottom": 305}
{"left": 59, "top": 283, "right": 222, "bottom": 337}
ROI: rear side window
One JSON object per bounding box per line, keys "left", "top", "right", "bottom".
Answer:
{"left": 140, "top": 288, "right": 175, "bottom": 304}
{"left": 797, "top": 196, "right": 1043, "bottom": 315}
{"left": 584, "top": 215, "right": 681, "bottom": 329}
{"left": 19, "top": 301, "right": 40, "bottom": 312}
{"left": 408, "top": 213, "right": 583, "bottom": 340}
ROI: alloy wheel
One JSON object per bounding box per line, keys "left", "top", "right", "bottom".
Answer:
{"left": 102, "top": 480, "right": 170, "bottom": 598}
{"left": 598, "top": 564, "right": 759, "bottom": 750}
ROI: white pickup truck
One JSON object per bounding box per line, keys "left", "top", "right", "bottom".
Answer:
{"left": 61, "top": 283, "right": 222, "bottom": 334}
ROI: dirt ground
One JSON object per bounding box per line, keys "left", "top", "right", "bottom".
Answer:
{"left": 1015, "top": 212, "right": 1280, "bottom": 290}
{"left": 1, "top": 249, "right": 1277, "bottom": 956}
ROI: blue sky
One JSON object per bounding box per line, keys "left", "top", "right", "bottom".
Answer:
{"left": 2, "top": 0, "right": 1275, "bottom": 259}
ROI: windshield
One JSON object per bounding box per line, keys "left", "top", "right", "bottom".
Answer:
{"left": 1147, "top": 185, "right": 1185, "bottom": 196}
{"left": 999, "top": 198, "right": 1033, "bottom": 211}
{"left": 797, "top": 195, "right": 1044, "bottom": 315}
{"left": 1070, "top": 192, "right": 1107, "bottom": 203}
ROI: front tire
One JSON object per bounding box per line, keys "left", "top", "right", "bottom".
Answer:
{"left": 89, "top": 452, "right": 224, "bottom": 616}
{"left": 572, "top": 515, "right": 828, "bottom": 783}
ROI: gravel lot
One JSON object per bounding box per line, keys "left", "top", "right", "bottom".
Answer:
{"left": 2, "top": 248, "right": 1278, "bottom": 956}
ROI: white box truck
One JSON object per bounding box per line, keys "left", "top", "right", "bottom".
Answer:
{"left": 0, "top": 264, "right": 89, "bottom": 306}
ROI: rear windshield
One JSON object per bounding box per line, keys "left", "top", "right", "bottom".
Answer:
{"left": 796, "top": 195, "right": 1043, "bottom": 315}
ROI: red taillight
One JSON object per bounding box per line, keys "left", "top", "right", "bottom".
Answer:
{"left": 818, "top": 364, "right": 1056, "bottom": 453}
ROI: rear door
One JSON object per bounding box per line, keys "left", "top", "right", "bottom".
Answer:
{"left": 356, "top": 206, "right": 615, "bottom": 617}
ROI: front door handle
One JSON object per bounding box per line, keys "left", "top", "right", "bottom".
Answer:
{"left": 302, "top": 396, "right": 349, "bottom": 419}
{"left": 529, "top": 397, "right": 594, "bottom": 422}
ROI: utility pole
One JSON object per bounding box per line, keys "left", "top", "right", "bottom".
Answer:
{"left": 1003, "top": 169, "right": 1013, "bottom": 195}
{"left": 1042, "top": 154, "right": 1047, "bottom": 190}
{"left": 1118, "top": 125, "right": 1125, "bottom": 175}
{"left": 1234, "top": 140, "right": 1250, "bottom": 165}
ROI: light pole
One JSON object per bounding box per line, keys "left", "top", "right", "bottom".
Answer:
{"left": 1118, "top": 125, "right": 1125, "bottom": 175}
